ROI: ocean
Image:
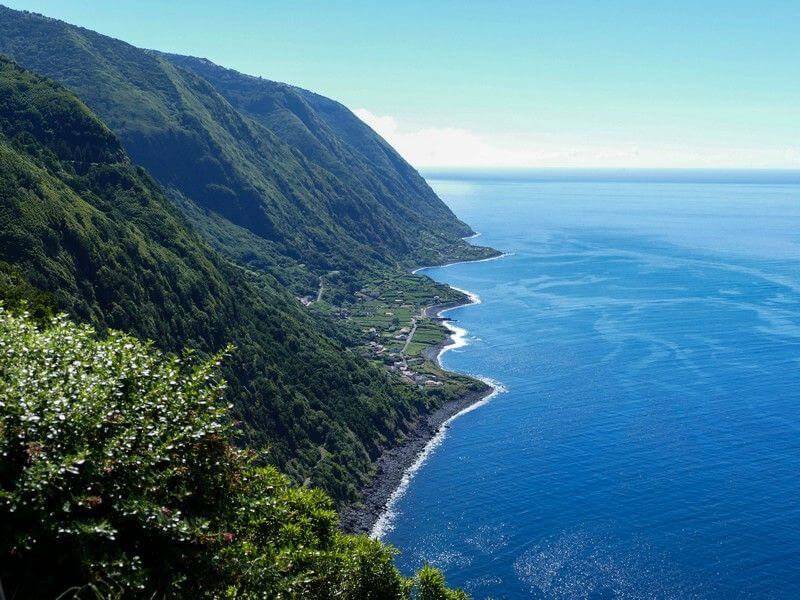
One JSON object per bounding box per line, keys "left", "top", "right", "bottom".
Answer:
{"left": 379, "top": 170, "right": 800, "bottom": 599}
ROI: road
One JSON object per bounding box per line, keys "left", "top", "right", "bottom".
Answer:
{"left": 315, "top": 278, "right": 324, "bottom": 303}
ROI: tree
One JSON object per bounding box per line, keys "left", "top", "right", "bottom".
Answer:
{"left": 0, "top": 308, "right": 466, "bottom": 599}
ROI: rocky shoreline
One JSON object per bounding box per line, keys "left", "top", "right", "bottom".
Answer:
{"left": 340, "top": 295, "right": 491, "bottom": 535}
{"left": 339, "top": 384, "right": 492, "bottom": 535}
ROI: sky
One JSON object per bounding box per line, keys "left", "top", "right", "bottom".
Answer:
{"left": 5, "top": 1, "right": 799, "bottom": 169}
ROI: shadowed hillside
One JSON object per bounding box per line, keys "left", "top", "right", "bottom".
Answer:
{"left": 0, "top": 55, "right": 438, "bottom": 501}
{"left": 0, "top": 6, "right": 496, "bottom": 300}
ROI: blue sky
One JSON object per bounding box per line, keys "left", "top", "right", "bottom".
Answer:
{"left": 5, "top": 1, "right": 799, "bottom": 168}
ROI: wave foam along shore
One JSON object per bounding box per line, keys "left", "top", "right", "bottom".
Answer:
{"left": 434, "top": 286, "right": 480, "bottom": 360}
{"left": 341, "top": 250, "right": 510, "bottom": 536}
{"left": 369, "top": 270, "right": 508, "bottom": 540}
{"left": 370, "top": 376, "right": 507, "bottom": 540}
{"left": 411, "top": 251, "right": 512, "bottom": 275}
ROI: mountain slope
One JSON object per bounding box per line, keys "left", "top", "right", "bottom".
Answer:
{"left": 0, "top": 6, "right": 495, "bottom": 297}
{"left": 0, "top": 55, "right": 434, "bottom": 501}
{"left": 160, "top": 52, "right": 473, "bottom": 242}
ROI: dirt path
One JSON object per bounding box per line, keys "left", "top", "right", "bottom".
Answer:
{"left": 400, "top": 318, "right": 418, "bottom": 356}
{"left": 315, "top": 278, "right": 324, "bottom": 303}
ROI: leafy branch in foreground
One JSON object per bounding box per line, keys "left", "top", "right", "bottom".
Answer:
{"left": 0, "top": 308, "right": 466, "bottom": 599}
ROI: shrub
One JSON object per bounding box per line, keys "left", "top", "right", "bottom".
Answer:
{"left": 414, "top": 565, "right": 470, "bottom": 600}
{"left": 0, "top": 308, "right": 466, "bottom": 599}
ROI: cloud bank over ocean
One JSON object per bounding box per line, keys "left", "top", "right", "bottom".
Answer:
{"left": 354, "top": 107, "right": 800, "bottom": 170}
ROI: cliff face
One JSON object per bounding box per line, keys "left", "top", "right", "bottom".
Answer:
{"left": 0, "top": 54, "right": 429, "bottom": 501}
{"left": 0, "top": 5, "right": 496, "bottom": 502}
{"left": 159, "top": 52, "right": 476, "bottom": 243}
{"left": 0, "top": 6, "right": 493, "bottom": 298}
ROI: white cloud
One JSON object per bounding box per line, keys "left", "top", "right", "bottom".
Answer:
{"left": 352, "top": 107, "right": 800, "bottom": 169}
{"left": 353, "top": 108, "right": 527, "bottom": 168}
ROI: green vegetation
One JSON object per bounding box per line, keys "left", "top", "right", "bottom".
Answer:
{"left": 0, "top": 6, "right": 501, "bottom": 594}
{"left": 0, "top": 307, "right": 468, "bottom": 599}
{"left": 313, "top": 273, "right": 488, "bottom": 407}
{"left": 0, "top": 6, "right": 496, "bottom": 299}
{"left": 0, "top": 0, "right": 500, "bottom": 525}
{"left": 0, "top": 56, "right": 439, "bottom": 503}
{"left": 0, "top": 6, "right": 501, "bottom": 595}
{"left": 158, "top": 52, "right": 492, "bottom": 272}
{"left": 0, "top": 260, "right": 56, "bottom": 322}
{"left": 0, "top": 6, "right": 500, "bottom": 506}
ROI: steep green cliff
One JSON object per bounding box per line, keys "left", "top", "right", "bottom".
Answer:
{"left": 0, "top": 307, "right": 468, "bottom": 599}
{"left": 0, "top": 56, "right": 434, "bottom": 501}
{"left": 0, "top": 6, "right": 494, "bottom": 299}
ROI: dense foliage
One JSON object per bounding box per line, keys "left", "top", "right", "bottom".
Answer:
{"left": 0, "top": 6, "right": 495, "bottom": 298}
{"left": 0, "top": 308, "right": 467, "bottom": 599}
{"left": 0, "top": 56, "right": 441, "bottom": 502}
{"left": 159, "top": 53, "right": 487, "bottom": 266}
{"left": 0, "top": 7, "right": 494, "bottom": 595}
{"left": 0, "top": 7, "right": 501, "bottom": 507}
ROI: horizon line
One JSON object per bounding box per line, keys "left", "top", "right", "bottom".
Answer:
{"left": 418, "top": 166, "right": 800, "bottom": 172}
{"left": 419, "top": 167, "right": 800, "bottom": 185}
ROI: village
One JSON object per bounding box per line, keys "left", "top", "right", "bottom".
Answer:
{"left": 354, "top": 285, "right": 445, "bottom": 388}
{"left": 296, "top": 272, "right": 473, "bottom": 395}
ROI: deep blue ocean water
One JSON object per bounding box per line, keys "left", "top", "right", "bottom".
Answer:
{"left": 382, "top": 171, "right": 800, "bottom": 599}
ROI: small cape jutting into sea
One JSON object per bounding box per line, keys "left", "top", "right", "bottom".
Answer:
{"left": 341, "top": 252, "right": 510, "bottom": 536}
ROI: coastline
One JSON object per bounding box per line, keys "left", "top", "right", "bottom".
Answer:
{"left": 340, "top": 254, "right": 507, "bottom": 536}
{"left": 339, "top": 380, "right": 495, "bottom": 535}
